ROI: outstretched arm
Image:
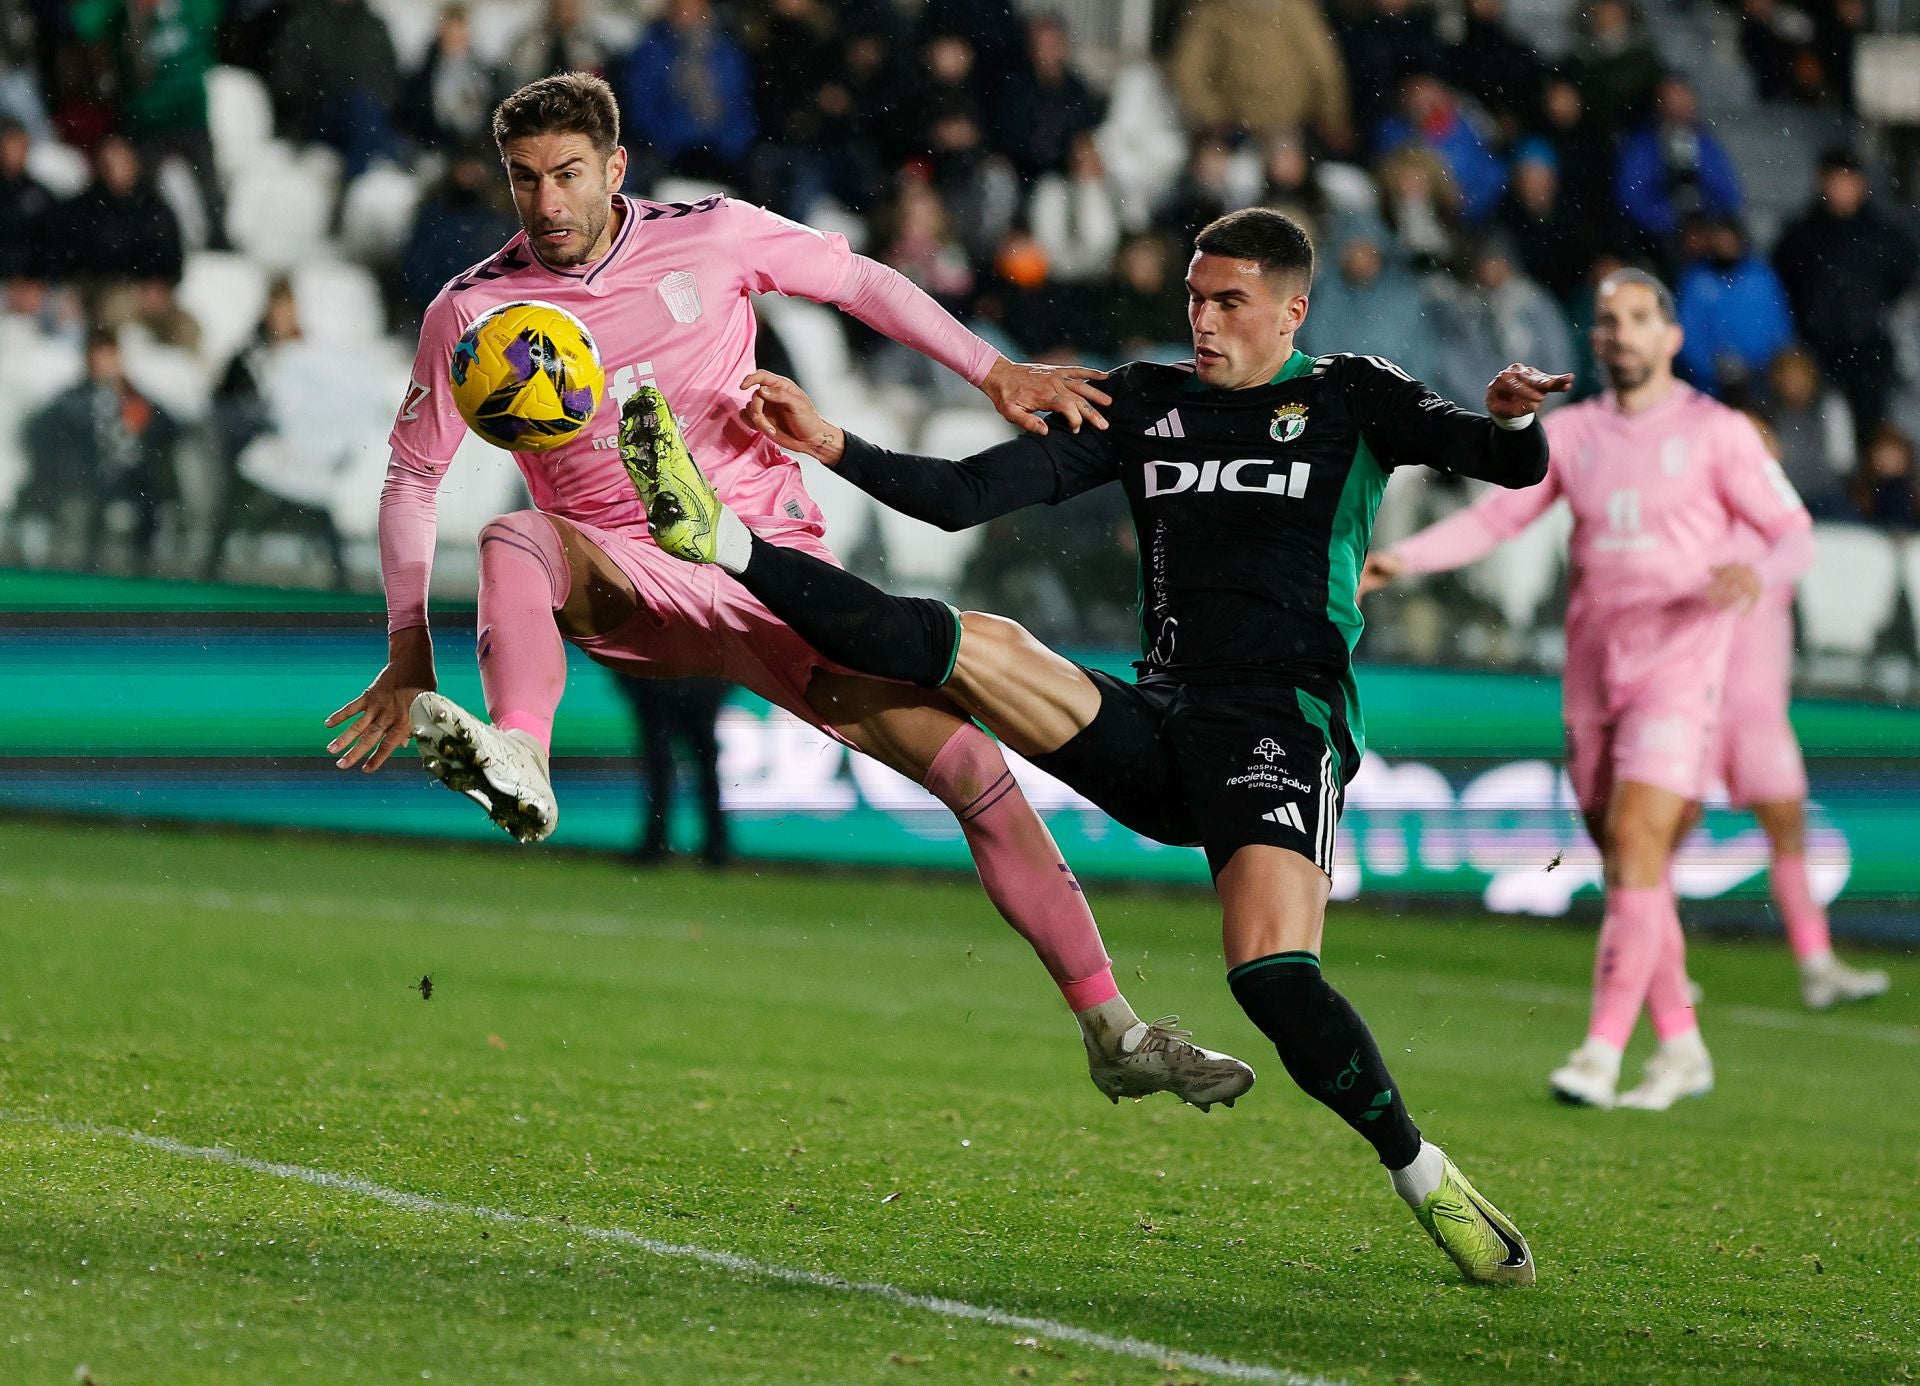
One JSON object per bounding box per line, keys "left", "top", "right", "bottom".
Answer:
{"left": 729, "top": 198, "right": 1111, "bottom": 434}
{"left": 740, "top": 370, "right": 1116, "bottom": 530}
{"left": 327, "top": 295, "right": 468, "bottom": 770}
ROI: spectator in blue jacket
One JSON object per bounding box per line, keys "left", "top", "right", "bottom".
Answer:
{"left": 1675, "top": 218, "right": 1794, "bottom": 398}
{"left": 1375, "top": 73, "right": 1505, "bottom": 223}
{"left": 619, "top": 0, "right": 756, "bottom": 179}
{"left": 1615, "top": 74, "right": 1742, "bottom": 248}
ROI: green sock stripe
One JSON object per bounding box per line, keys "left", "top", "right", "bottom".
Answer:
{"left": 1227, "top": 951, "right": 1321, "bottom": 982}
{"left": 938, "top": 604, "right": 963, "bottom": 686}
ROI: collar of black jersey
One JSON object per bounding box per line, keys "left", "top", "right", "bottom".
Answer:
{"left": 1179, "top": 349, "right": 1316, "bottom": 394}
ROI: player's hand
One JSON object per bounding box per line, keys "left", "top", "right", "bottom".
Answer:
{"left": 739, "top": 370, "right": 845, "bottom": 464}
{"left": 981, "top": 357, "right": 1112, "bottom": 436}
{"left": 325, "top": 660, "right": 433, "bottom": 772}
{"left": 1706, "top": 562, "right": 1763, "bottom": 611}
{"left": 1358, "top": 550, "right": 1404, "bottom": 599}
{"left": 1486, "top": 363, "right": 1574, "bottom": 420}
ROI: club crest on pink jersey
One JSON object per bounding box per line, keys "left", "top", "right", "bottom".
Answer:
{"left": 658, "top": 270, "right": 702, "bottom": 324}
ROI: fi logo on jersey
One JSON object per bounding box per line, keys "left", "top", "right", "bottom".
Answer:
{"left": 1270, "top": 403, "right": 1309, "bottom": 444}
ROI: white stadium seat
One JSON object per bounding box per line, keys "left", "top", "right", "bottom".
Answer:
{"left": 1462, "top": 497, "right": 1571, "bottom": 633}
{"left": 1898, "top": 541, "right": 1920, "bottom": 657}
{"left": 1798, "top": 522, "right": 1901, "bottom": 657}
{"left": 866, "top": 407, "right": 1011, "bottom": 587}
{"left": 754, "top": 295, "right": 861, "bottom": 414}
{"left": 178, "top": 252, "right": 271, "bottom": 370}
{"left": 206, "top": 66, "right": 275, "bottom": 181}
{"left": 227, "top": 147, "right": 336, "bottom": 270}
{"left": 291, "top": 259, "right": 387, "bottom": 343}
{"left": 339, "top": 165, "right": 425, "bottom": 266}
{"left": 24, "top": 138, "right": 88, "bottom": 197}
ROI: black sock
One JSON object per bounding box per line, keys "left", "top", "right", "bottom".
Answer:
{"left": 1228, "top": 952, "right": 1422, "bottom": 1169}
{"left": 734, "top": 534, "right": 960, "bottom": 686}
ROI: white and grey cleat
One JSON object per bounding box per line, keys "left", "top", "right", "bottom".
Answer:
{"left": 1085, "top": 1016, "right": 1255, "bottom": 1111}
{"left": 1616, "top": 1036, "right": 1714, "bottom": 1111}
{"left": 1800, "top": 955, "right": 1890, "bottom": 1011}
{"left": 1548, "top": 1039, "right": 1621, "bottom": 1109}
{"left": 409, "top": 691, "right": 558, "bottom": 844}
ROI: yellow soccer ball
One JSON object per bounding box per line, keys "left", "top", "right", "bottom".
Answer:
{"left": 449, "top": 300, "right": 604, "bottom": 452}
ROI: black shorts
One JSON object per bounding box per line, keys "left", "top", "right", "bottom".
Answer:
{"left": 1028, "top": 669, "right": 1357, "bottom": 878}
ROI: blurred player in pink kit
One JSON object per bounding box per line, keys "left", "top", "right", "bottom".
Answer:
{"left": 322, "top": 74, "right": 1255, "bottom": 1111}
{"left": 1363, "top": 271, "right": 1815, "bottom": 1110}
{"left": 1711, "top": 520, "right": 1888, "bottom": 1010}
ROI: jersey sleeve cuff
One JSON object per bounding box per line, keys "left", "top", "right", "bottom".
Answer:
{"left": 1492, "top": 412, "right": 1537, "bottom": 432}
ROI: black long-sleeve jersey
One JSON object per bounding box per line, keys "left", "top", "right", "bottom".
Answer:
{"left": 834, "top": 351, "right": 1548, "bottom": 750}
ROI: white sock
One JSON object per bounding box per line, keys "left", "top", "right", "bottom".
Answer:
{"left": 713, "top": 506, "right": 754, "bottom": 574}
{"left": 1074, "top": 995, "right": 1141, "bottom": 1054}
{"left": 1798, "top": 948, "right": 1836, "bottom": 975}
{"left": 1390, "top": 1140, "right": 1446, "bottom": 1207}
{"left": 1576, "top": 1037, "right": 1624, "bottom": 1077}
{"left": 1658, "top": 1027, "right": 1709, "bottom": 1062}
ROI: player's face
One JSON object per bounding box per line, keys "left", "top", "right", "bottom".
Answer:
{"left": 1186, "top": 253, "right": 1308, "bottom": 390}
{"left": 502, "top": 133, "right": 629, "bottom": 269}
{"left": 1591, "top": 282, "right": 1681, "bottom": 394}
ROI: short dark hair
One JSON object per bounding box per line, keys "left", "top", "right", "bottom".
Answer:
{"left": 492, "top": 72, "right": 620, "bottom": 159}
{"left": 1193, "top": 208, "right": 1314, "bottom": 288}
{"left": 1595, "top": 267, "right": 1677, "bottom": 323}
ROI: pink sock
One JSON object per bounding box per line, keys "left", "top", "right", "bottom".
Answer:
{"left": 1644, "top": 889, "right": 1698, "bottom": 1042}
{"left": 475, "top": 512, "right": 571, "bottom": 752}
{"left": 923, "top": 724, "right": 1117, "bottom": 1011}
{"left": 1771, "top": 852, "right": 1832, "bottom": 962}
{"left": 1588, "top": 885, "right": 1673, "bottom": 1049}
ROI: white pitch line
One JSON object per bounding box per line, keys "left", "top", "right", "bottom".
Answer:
{"left": 4, "top": 1113, "right": 1335, "bottom": 1386}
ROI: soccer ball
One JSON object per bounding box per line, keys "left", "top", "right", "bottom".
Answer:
{"left": 449, "top": 300, "right": 604, "bottom": 452}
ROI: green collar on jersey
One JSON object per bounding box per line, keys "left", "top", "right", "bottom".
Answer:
{"left": 1182, "top": 349, "right": 1316, "bottom": 393}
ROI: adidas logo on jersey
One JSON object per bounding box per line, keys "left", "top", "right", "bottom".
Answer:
{"left": 1263, "top": 802, "right": 1306, "bottom": 830}
{"left": 1144, "top": 409, "right": 1185, "bottom": 439}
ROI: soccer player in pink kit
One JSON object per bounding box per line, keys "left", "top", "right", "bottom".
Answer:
{"left": 322, "top": 74, "right": 1255, "bottom": 1110}
{"left": 1362, "top": 270, "right": 1815, "bottom": 1110}
{"left": 1714, "top": 526, "right": 1888, "bottom": 1009}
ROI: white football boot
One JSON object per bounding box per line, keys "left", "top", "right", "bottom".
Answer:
{"left": 1082, "top": 1014, "right": 1256, "bottom": 1112}
{"left": 410, "top": 691, "right": 558, "bottom": 844}
{"left": 1616, "top": 1031, "right": 1714, "bottom": 1111}
{"left": 1799, "top": 953, "right": 1890, "bottom": 1011}
{"left": 1548, "top": 1038, "right": 1622, "bottom": 1108}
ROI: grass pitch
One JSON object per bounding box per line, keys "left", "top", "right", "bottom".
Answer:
{"left": 0, "top": 818, "right": 1914, "bottom": 1385}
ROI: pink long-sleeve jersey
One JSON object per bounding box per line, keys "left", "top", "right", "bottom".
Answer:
{"left": 381, "top": 193, "right": 1001, "bottom": 631}
{"left": 1393, "top": 383, "right": 1813, "bottom": 632}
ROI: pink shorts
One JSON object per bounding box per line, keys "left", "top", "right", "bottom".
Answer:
{"left": 1708, "top": 598, "right": 1808, "bottom": 806}
{"left": 1563, "top": 605, "right": 1735, "bottom": 814}
{"left": 559, "top": 517, "right": 862, "bottom": 741}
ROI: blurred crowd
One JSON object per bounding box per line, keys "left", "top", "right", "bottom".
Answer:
{"left": 2, "top": 0, "right": 1919, "bottom": 641}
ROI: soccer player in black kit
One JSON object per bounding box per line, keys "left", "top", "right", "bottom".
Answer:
{"left": 622, "top": 208, "right": 1571, "bottom": 1285}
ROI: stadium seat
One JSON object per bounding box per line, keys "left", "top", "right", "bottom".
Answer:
{"left": 291, "top": 260, "right": 387, "bottom": 343}
{"left": 206, "top": 66, "right": 275, "bottom": 181}
{"left": 1462, "top": 499, "right": 1571, "bottom": 634}
{"left": 117, "top": 325, "right": 213, "bottom": 425}
{"left": 862, "top": 407, "right": 1013, "bottom": 586}
{"left": 1799, "top": 522, "right": 1901, "bottom": 659}
{"left": 1094, "top": 63, "right": 1187, "bottom": 228}
{"left": 227, "top": 148, "right": 336, "bottom": 270}
{"left": 24, "top": 138, "right": 88, "bottom": 197}
{"left": 754, "top": 296, "right": 862, "bottom": 414}
{"left": 792, "top": 399, "right": 912, "bottom": 556}
{"left": 340, "top": 165, "right": 424, "bottom": 267}
{"left": 179, "top": 252, "right": 271, "bottom": 371}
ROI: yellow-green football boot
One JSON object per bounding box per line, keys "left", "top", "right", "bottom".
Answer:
{"left": 618, "top": 384, "right": 719, "bottom": 563}
{"left": 1412, "top": 1155, "right": 1536, "bottom": 1286}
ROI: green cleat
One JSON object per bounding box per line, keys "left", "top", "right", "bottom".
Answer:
{"left": 1411, "top": 1154, "right": 1536, "bottom": 1286}
{"left": 619, "top": 384, "right": 720, "bottom": 563}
